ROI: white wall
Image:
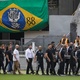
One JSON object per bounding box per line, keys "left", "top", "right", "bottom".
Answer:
{"left": 24, "top": 31, "right": 49, "bottom": 44}
{"left": 49, "top": 15, "right": 73, "bottom": 35}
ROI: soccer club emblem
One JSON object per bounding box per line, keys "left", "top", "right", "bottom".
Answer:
{"left": 2, "top": 8, "right": 26, "bottom": 30}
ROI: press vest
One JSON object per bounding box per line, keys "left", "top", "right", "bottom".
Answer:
{"left": 61, "top": 38, "right": 69, "bottom": 47}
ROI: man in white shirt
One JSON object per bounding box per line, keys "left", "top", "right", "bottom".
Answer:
{"left": 13, "top": 44, "right": 21, "bottom": 74}
{"left": 25, "top": 45, "right": 34, "bottom": 74}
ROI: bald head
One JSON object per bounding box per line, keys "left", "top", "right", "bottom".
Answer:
{"left": 38, "top": 46, "right": 42, "bottom": 50}
{"left": 15, "top": 44, "right": 19, "bottom": 49}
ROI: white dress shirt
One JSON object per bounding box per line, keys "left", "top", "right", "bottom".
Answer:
{"left": 25, "top": 48, "right": 34, "bottom": 60}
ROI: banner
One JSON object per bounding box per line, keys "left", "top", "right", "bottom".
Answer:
{"left": 0, "top": 0, "right": 48, "bottom": 32}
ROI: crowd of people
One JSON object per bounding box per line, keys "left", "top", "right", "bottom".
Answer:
{"left": 0, "top": 34, "right": 80, "bottom": 76}
{"left": 43, "top": 35, "right": 80, "bottom": 76}
{"left": 0, "top": 42, "right": 21, "bottom": 74}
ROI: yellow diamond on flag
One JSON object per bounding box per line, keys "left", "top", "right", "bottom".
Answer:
{"left": 0, "top": 3, "right": 43, "bottom": 32}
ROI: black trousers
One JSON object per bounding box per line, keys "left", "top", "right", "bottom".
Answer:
{"left": 65, "top": 59, "right": 70, "bottom": 74}
{"left": 53, "top": 62, "right": 56, "bottom": 74}
{"left": 0, "top": 61, "right": 6, "bottom": 73}
{"left": 46, "top": 60, "right": 54, "bottom": 75}
{"left": 4, "top": 59, "right": 8, "bottom": 70}
{"left": 76, "top": 59, "right": 80, "bottom": 74}
{"left": 36, "top": 61, "right": 44, "bottom": 74}
{"left": 69, "top": 60, "right": 76, "bottom": 75}
{"left": 58, "top": 61, "right": 65, "bottom": 75}
{"left": 26, "top": 58, "right": 34, "bottom": 74}
{"left": 0, "top": 66, "right": 1, "bottom": 73}
{"left": 50, "top": 61, "right": 56, "bottom": 74}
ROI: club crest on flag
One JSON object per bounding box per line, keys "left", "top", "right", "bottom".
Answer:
{"left": 0, "top": 3, "right": 43, "bottom": 32}
{"left": 2, "top": 8, "right": 26, "bottom": 30}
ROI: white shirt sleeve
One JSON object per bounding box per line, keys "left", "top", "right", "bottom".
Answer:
{"left": 13, "top": 50, "right": 16, "bottom": 55}
{"left": 25, "top": 50, "right": 28, "bottom": 60}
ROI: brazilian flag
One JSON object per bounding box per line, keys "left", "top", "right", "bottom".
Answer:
{"left": 0, "top": 0, "right": 48, "bottom": 33}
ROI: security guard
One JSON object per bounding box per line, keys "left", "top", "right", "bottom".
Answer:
{"left": 58, "top": 44, "right": 67, "bottom": 75}
{"left": 69, "top": 44, "right": 77, "bottom": 75}
{"left": 65, "top": 42, "right": 73, "bottom": 75}
{"left": 51, "top": 41, "right": 57, "bottom": 75}
{"left": 25, "top": 45, "right": 34, "bottom": 74}
{"left": 44, "top": 44, "right": 54, "bottom": 75}
{"left": 35, "top": 46, "right": 44, "bottom": 75}
{"left": 75, "top": 46, "right": 80, "bottom": 75}
{"left": 0, "top": 44, "right": 6, "bottom": 74}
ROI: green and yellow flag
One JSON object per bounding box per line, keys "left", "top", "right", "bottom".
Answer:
{"left": 0, "top": 0, "right": 48, "bottom": 32}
